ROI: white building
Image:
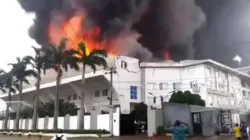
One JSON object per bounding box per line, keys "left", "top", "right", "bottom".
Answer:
{"left": 1, "top": 56, "right": 250, "bottom": 115}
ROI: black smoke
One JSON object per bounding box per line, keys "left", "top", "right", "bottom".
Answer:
{"left": 18, "top": 0, "right": 205, "bottom": 61}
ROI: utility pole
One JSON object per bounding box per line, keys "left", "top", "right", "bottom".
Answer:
{"left": 105, "top": 67, "right": 116, "bottom": 135}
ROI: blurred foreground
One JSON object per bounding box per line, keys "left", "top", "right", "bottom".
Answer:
{"left": 0, "top": 136, "right": 234, "bottom": 140}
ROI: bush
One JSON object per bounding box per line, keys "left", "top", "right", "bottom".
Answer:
{"left": 0, "top": 129, "right": 109, "bottom": 134}
{"left": 157, "top": 126, "right": 167, "bottom": 136}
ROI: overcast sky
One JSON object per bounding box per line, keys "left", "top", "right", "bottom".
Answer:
{"left": 0, "top": 0, "right": 37, "bottom": 71}
{"left": 0, "top": 0, "right": 36, "bottom": 110}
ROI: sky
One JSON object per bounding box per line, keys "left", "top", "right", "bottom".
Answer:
{"left": 0, "top": 0, "right": 36, "bottom": 110}
{"left": 0, "top": 0, "right": 37, "bottom": 71}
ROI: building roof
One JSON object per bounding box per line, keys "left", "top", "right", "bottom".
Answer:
{"left": 140, "top": 59, "right": 250, "bottom": 80}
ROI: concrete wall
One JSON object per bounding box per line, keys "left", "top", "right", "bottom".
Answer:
{"left": 200, "top": 110, "right": 220, "bottom": 136}
{"left": 0, "top": 107, "right": 120, "bottom": 136}
{"left": 147, "top": 106, "right": 163, "bottom": 137}
{"left": 163, "top": 103, "right": 193, "bottom": 135}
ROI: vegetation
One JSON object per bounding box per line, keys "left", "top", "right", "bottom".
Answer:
{"left": 44, "top": 39, "right": 79, "bottom": 130}
{"left": 169, "top": 90, "right": 205, "bottom": 106}
{"left": 74, "top": 42, "right": 108, "bottom": 129}
{"left": 0, "top": 38, "right": 108, "bottom": 131}
{"left": 24, "top": 46, "right": 51, "bottom": 130}
{"left": 8, "top": 57, "right": 37, "bottom": 129}
{"left": 3, "top": 100, "right": 78, "bottom": 119}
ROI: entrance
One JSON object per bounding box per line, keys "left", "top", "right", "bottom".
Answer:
{"left": 120, "top": 102, "right": 148, "bottom": 135}
{"left": 192, "top": 112, "right": 202, "bottom": 135}
{"left": 120, "top": 111, "right": 136, "bottom": 135}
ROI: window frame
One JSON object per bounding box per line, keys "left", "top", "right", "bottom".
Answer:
{"left": 130, "top": 86, "right": 137, "bottom": 100}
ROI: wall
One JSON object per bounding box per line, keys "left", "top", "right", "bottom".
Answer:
{"left": 147, "top": 106, "right": 163, "bottom": 137}
{"left": 0, "top": 107, "right": 120, "bottom": 136}
{"left": 112, "top": 56, "right": 142, "bottom": 114}
{"left": 143, "top": 64, "right": 207, "bottom": 108}
{"left": 200, "top": 110, "right": 220, "bottom": 136}
{"left": 162, "top": 103, "right": 193, "bottom": 134}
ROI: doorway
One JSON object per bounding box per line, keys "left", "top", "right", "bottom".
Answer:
{"left": 192, "top": 112, "right": 202, "bottom": 135}
{"left": 120, "top": 111, "right": 136, "bottom": 135}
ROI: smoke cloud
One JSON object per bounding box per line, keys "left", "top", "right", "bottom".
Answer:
{"left": 18, "top": 0, "right": 205, "bottom": 61}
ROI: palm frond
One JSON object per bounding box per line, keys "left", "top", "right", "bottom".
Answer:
{"left": 23, "top": 78, "right": 30, "bottom": 85}
{"left": 89, "top": 49, "right": 108, "bottom": 58}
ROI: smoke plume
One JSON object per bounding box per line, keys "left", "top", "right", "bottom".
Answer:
{"left": 18, "top": 0, "right": 206, "bottom": 61}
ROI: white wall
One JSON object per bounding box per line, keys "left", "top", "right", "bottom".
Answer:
{"left": 0, "top": 107, "right": 120, "bottom": 136}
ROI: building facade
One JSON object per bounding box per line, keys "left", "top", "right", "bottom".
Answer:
{"left": 1, "top": 56, "right": 250, "bottom": 115}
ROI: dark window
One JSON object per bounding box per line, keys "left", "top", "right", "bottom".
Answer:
{"left": 95, "top": 90, "right": 101, "bottom": 97}
{"left": 121, "top": 61, "right": 127, "bottom": 69}
{"left": 102, "top": 89, "right": 108, "bottom": 96}
{"left": 73, "top": 94, "right": 77, "bottom": 100}
{"left": 130, "top": 86, "right": 137, "bottom": 100}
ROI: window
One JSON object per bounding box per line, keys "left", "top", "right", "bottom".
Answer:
{"left": 159, "top": 83, "right": 168, "bottom": 90}
{"left": 188, "top": 68, "right": 195, "bottom": 75}
{"left": 102, "top": 89, "right": 108, "bottom": 96}
{"left": 173, "top": 82, "right": 181, "bottom": 90}
{"left": 147, "top": 83, "right": 157, "bottom": 90}
{"left": 130, "top": 86, "right": 137, "bottom": 100}
{"left": 206, "top": 67, "right": 211, "bottom": 76}
{"left": 121, "top": 61, "right": 127, "bottom": 69}
{"left": 242, "top": 90, "right": 246, "bottom": 97}
{"left": 72, "top": 94, "right": 78, "bottom": 100}
{"left": 95, "top": 90, "right": 101, "bottom": 97}
{"left": 190, "top": 81, "right": 198, "bottom": 88}
{"left": 67, "top": 95, "right": 71, "bottom": 101}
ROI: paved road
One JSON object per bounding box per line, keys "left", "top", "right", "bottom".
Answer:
{"left": 0, "top": 136, "right": 234, "bottom": 140}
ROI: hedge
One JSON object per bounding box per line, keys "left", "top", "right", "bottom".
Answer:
{"left": 0, "top": 129, "right": 109, "bottom": 134}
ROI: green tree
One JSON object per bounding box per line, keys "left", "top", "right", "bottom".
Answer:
{"left": 75, "top": 42, "right": 107, "bottom": 129}
{"left": 37, "top": 100, "right": 78, "bottom": 117}
{"left": 24, "top": 46, "right": 51, "bottom": 130}
{"left": 169, "top": 90, "right": 205, "bottom": 106}
{"left": 9, "top": 57, "right": 37, "bottom": 129}
{"left": 0, "top": 70, "right": 18, "bottom": 129}
{"left": 46, "top": 39, "right": 79, "bottom": 130}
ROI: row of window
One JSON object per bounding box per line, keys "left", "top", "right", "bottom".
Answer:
{"left": 94, "top": 89, "right": 108, "bottom": 97}
{"left": 67, "top": 94, "right": 80, "bottom": 101}
{"left": 147, "top": 82, "right": 182, "bottom": 90}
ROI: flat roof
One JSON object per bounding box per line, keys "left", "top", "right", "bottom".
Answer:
{"left": 140, "top": 59, "right": 250, "bottom": 80}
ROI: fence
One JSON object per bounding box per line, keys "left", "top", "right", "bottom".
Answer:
{"left": 0, "top": 107, "right": 120, "bottom": 136}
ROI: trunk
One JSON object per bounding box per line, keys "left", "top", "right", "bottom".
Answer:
{"left": 79, "top": 64, "right": 85, "bottom": 129}
{"left": 31, "top": 75, "right": 41, "bottom": 130}
{"left": 4, "top": 90, "right": 11, "bottom": 129}
{"left": 53, "top": 68, "right": 61, "bottom": 130}
{"left": 15, "top": 81, "right": 23, "bottom": 129}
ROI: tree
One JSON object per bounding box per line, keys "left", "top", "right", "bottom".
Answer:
{"left": 0, "top": 70, "right": 18, "bottom": 129}
{"left": 74, "top": 42, "right": 107, "bottom": 129}
{"left": 9, "top": 57, "right": 37, "bottom": 129}
{"left": 46, "top": 39, "right": 79, "bottom": 130}
{"left": 38, "top": 100, "right": 78, "bottom": 117}
{"left": 24, "top": 46, "right": 50, "bottom": 130}
{"left": 169, "top": 90, "right": 205, "bottom": 106}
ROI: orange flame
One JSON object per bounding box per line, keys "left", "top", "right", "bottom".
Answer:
{"left": 48, "top": 14, "right": 110, "bottom": 56}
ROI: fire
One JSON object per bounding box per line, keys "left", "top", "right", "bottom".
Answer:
{"left": 48, "top": 14, "right": 108, "bottom": 56}
{"left": 164, "top": 50, "right": 171, "bottom": 60}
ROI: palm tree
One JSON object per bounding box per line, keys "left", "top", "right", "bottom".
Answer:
{"left": 75, "top": 42, "right": 107, "bottom": 129}
{"left": 1, "top": 70, "right": 18, "bottom": 130}
{"left": 46, "top": 38, "right": 79, "bottom": 130}
{"left": 24, "top": 46, "right": 50, "bottom": 130}
{"left": 9, "top": 57, "right": 38, "bottom": 129}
